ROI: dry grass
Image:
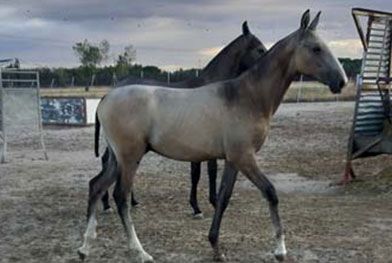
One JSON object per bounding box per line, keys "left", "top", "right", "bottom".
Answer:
{"left": 40, "top": 86, "right": 111, "bottom": 98}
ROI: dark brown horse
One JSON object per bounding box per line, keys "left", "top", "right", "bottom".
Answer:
{"left": 79, "top": 10, "right": 347, "bottom": 262}
{"left": 95, "top": 22, "right": 266, "bottom": 217}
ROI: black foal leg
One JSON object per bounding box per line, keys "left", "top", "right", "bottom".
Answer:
{"left": 207, "top": 159, "right": 218, "bottom": 208}
{"left": 131, "top": 191, "right": 139, "bottom": 207}
{"left": 189, "top": 162, "right": 203, "bottom": 217}
{"left": 98, "top": 148, "right": 112, "bottom": 211}
{"left": 101, "top": 189, "right": 111, "bottom": 211}
{"left": 208, "top": 161, "right": 238, "bottom": 261}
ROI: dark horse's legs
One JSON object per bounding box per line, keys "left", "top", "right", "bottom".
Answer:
{"left": 208, "top": 161, "right": 238, "bottom": 261}
{"left": 92, "top": 148, "right": 139, "bottom": 211}
{"left": 189, "top": 160, "right": 218, "bottom": 217}
{"left": 190, "top": 162, "right": 202, "bottom": 216}
{"left": 207, "top": 159, "right": 218, "bottom": 208}
{"left": 102, "top": 187, "right": 139, "bottom": 210}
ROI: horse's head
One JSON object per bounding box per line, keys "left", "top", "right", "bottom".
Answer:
{"left": 292, "top": 10, "right": 347, "bottom": 93}
{"left": 203, "top": 22, "right": 266, "bottom": 80}
{"left": 237, "top": 21, "right": 267, "bottom": 74}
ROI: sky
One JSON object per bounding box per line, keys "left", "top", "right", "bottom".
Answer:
{"left": 0, "top": 0, "right": 391, "bottom": 71}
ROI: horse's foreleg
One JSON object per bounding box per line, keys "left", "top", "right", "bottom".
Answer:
{"left": 190, "top": 162, "right": 202, "bottom": 217}
{"left": 208, "top": 161, "right": 238, "bottom": 261}
{"left": 240, "top": 158, "right": 286, "bottom": 262}
{"left": 207, "top": 159, "right": 218, "bottom": 208}
{"left": 114, "top": 155, "right": 153, "bottom": 263}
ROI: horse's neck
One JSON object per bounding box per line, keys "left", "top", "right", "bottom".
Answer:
{"left": 170, "top": 77, "right": 206, "bottom": 88}
{"left": 200, "top": 44, "right": 242, "bottom": 82}
{"left": 172, "top": 49, "right": 242, "bottom": 88}
{"left": 244, "top": 35, "right": 297, "bottom": 116}
{"left": 200, "top": 63, "right": 236, "bottom": 83}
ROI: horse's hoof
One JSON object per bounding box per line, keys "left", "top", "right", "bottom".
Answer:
{"left": 193, "top": 212, "right": 204, "bottom": 219}
{"left": 213, "top": 252, "right": 226, "bottom": 262}
{"left": 103, "top": 207, "right": 113, "bottom": 214}
{"left": 77, "top": 247, "right": 88, "bottom": 261}
{"left": 274, "top": 252, "right": 286, "bottom": 262}
{"left": 131, "top": 201, "right": 140, "bottom": 207}
{"left": 138, "top": 251, "right": 154, "bottom": 263}
{"left": 140, "top": 252, "right": 154, "bottom": 263}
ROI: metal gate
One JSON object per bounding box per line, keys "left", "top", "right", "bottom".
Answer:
{"left": 344, "top": 8, "right": 392, "bottom": 182}
{"left": 0, "top": 68, "right": 48, "bottom": 163}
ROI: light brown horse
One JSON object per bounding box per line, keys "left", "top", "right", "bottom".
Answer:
{"left": 95, "top": 22, "right": 266, "bottom": 216}
{"left": 78, "top": 10, "right": 347, "bottom": 262}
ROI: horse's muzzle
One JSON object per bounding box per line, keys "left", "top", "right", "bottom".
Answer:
{"left": 328, "top": 75, "right": 347, "bottom": 94}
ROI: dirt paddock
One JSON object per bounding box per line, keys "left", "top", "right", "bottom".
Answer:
{"left": 1, "top": 102, "right": 392, "bottom": 263}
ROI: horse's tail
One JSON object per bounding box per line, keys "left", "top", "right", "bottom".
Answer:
{"left": 94, "top": 111, "right": 100, "bottom": 157}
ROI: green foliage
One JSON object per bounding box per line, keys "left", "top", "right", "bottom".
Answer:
{"left": 36, "top": 38, "right": 363, "bottom": 87}
{"left": 117, "top": 45, "right": 136, "bottom": 66}
{"left": 338, "top": 58, "right": 362, "bottom": 79}
{"left": 72, "top": 39, "right": 110, "bottom": 67}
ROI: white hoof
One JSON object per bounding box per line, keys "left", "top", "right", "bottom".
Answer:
{"left": 274, "top": 235, "right": 287, "bottom": 261}
{"left": 140, "top": 252, "right": 154, "bottom": 263}
{"left": 274, "top": 245, "right": 287, "bottom": 261}
{"left": 193, "top": 213, "right": 204, "bottom": 219}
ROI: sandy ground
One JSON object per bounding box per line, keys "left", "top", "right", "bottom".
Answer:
{"left": 1, "top": 101, "right": 392, "bottom": 263}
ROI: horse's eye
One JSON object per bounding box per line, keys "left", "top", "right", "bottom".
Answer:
{"left": 312, "top": 46, "right": 321, "bottom": 54}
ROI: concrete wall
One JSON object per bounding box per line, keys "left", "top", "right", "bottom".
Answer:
{"left": 85, "top": 98, "right": 100, "bottom": 124}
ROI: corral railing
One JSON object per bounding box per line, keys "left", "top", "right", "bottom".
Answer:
{"left": 0, "top": 68, "right": 48, "bottom": 163}
{"left": 344, "top": 7, "right": 392, "bottom": 180}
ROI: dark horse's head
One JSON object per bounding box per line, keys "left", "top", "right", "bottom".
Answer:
{"left": 202, "top": 21, "right": 267, "bottom": 81}
{"left": 292, "top": 10, "right": 347, "bottom": 93}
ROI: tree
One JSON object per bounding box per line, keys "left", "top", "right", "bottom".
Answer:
{"left": 72, "top": 39, "right": 110, "bottom": 90}
{"left": 72, "top": 39, "right": 110, "bottom": 67}
{"left": 115, "top": 45, "right": 137, "bottom": 79}
{"left": 117, "top": 44, "right": 136, "bottom": 66}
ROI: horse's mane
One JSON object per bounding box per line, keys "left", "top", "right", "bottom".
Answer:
{"left": 201, "top": 34, "right": 250, "bottom": 74}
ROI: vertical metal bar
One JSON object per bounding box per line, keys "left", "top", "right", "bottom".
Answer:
{"left": 352, "top": 10, "right": 368, "bottom": 51}
{"left": 36, "top": 71, "right": 48, "bottom": 160}
{"left": 0, "top": 68, "right": 7, "bottom": 163}
{"left": 346, "top": 74, "right": 363, "bottom": 161}
{"left": 0, "top": 68, "right": 6, "bottom": 163}
{"left": 296, "top": 75, "right": 303, "bottom": 103}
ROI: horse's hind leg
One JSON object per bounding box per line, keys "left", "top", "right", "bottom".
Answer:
{"left": 78, "top": 151, "right": 117, "bottom": 260}
{"left": 207, "top": 159, "right": 218, "bottom": 208}
{"left": 114, "top": 151, "right": 153, "bottom": 263}
{"left": 101, "top": 191, "right": 110, "bottom": 211}
{"left": 99, "top": 148, "right": 112, "bottom": 211}
{"left": 131, "top": 191, "right": 139, "bottom": 207}
{"left": 100, "top": 148, "right": 140, "bottom": 209}
{"left": 239, "top": 157, "right": 286, "bottom": 261}
{"left": 189, "top": 162, "right": 203, "bottom": 217}
{"left": 208, "top": 161, "right": 238, "bottom": 261}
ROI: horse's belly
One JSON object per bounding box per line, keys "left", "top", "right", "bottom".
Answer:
{"left": 149, "top": 131, "right": 224, "bottom": 162}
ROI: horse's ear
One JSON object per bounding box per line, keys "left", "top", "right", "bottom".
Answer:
{"left": 300, "top": 9, "right": 310, "bottom": 30}
{"left": 308, "top": 11, "right": 321, "bottom": 31}
{"left": 242, "top": 21, "right": 250, "bottom": 35}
